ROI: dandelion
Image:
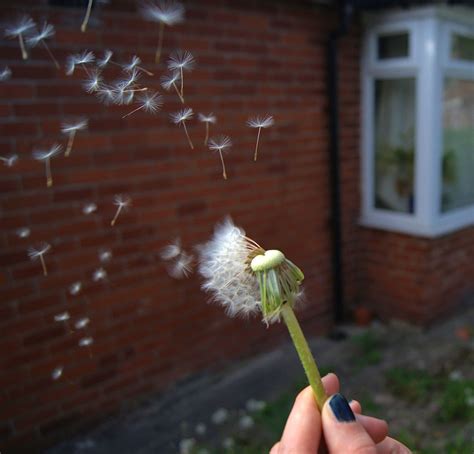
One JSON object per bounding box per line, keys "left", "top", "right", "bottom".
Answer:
{"left": 82, "top": 203, "right": 97, "bottom": 215}
{"left": 98, "top": 248, "right": 112, "bottom": 263}
{"left": 83, "top": 70, "right": 103, "bottom": 93}
{"left": 16, "top": 227, "right": 31, "bottom": 239}
{"left": 170, "top": 107, "right": 194, "bottom": 149}
{"left": 168, "top": 251, "right": 194, "bottom": 279}
{"left": 123, "top": 55, "right": 153, "bottom": 77}
{"left": 69, "top": 281, "right": 82, "bottom": 295}
{"left": 122, "top": 91, "right": 162, "bottom": 119}
{"left": 211, "top": 408, "right": 228, "bottom": 425}
{"left": 81, "top": 0, "right": 94, "bottom": 32}
{"left": 160, "top": 72, "right": 184, "bottom": 104}
{"left": 198, "top": 113, "right": 216, "bottom": 145}
{"left": 167, "top": 50, "right": 195, "bottom": 98}
{"left": 27, "top": 242, "right": 51, "bottom": 276}
{"left": 0, "top": 66, "right": 12, "bottom": 81}
{"left": 140, "top": 0, "right": 185, "bottom": 64}
{"left": 32, "top": 143, "right": 62, "bottom": 187}
{"left": 51, "top": 366, "right": 63, "bottom": 380}
{"left": 61, "top": 118, "right": 88, "bottom": 157}
{"left": 66, "top": 50, "right": 95, "bottom": 76}
{"left": 92, "top": 267, "right": 107, "bottom": 281}
{"left": 208, "top": 135, "right": 231, "bottom": 180}
{"left": 78, "top": 337, "right": 94, "bottom": 347}
{"left": 0, "top": 154, "right": 18, "bottom": 167}
{"left": 247, "top": 115, "right": 274, "bottom": 161}
{"left": 75, "top": 317, "right": 90, "bottom": 329}
{"left": 110, "top": 194, "right": 131, "bottom": 226}
{"left": 160, "top": 238, "right": 182, "bottom": 260}
{"left": 4, "top": 15, "right": 35, "bottom": 60}
{"left": 197, "top": 218, "right": 327, "bottom": 410}
{"left": 26, "top": 22, "right": 60, "bottom": 69}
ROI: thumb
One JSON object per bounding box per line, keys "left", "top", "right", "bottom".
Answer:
{"left": 322, "top": 394, "right": 377, "bottom": 454}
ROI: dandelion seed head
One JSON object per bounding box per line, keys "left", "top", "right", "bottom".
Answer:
{"left": 1, "top": 154, "right": 18, "bottom": 167}
{"left": 83, "top": 71, "right": 103, "bottom": 93}
{"left": 140, "top": 0, "right": 185, "bottom": 26}
{"left": 160, "top": 71, "right": 180, "bottom": 91}
{"left": 198, "top": 113, "right": 216, "bottom": 124}
{"left": 82, "top": 203, "right": 97, "bottom": 215}
{"left": 61, "top": 118, "right": 88, "bottom": 133}
{"left": 5, "top": 15, "right": 35, "bottom": 37}
{"left": 211, "top": 408, "right": 229, "bottom": 425}
{"left": 170, "top": 107, "right": 193, "bottom": 124}
{"left": 208, "top": 135, "right": 232, "bottom": 152}
{"left": 160, "top": 238, "right": 181, "bottom": 260}
{"left": 26, "top": 22, "right": 55, "bottom": 47}
{"left": 0, "top": 66, "right": 12, "bottom": 81}
{"left": 167, "top": 50, "right": 195, "bottom": 72}
{"left": 93, "top": 267, "right": 107, "bottom": 282}
{"left": 247, "top": 115, "right": 274, "bottom": 129}
{"left": 75, "top": 317, "right": 90, "bottom": 329}
{"left": 32, "top": 143, "right": 62, "bottom": 160}
{"left": 113, "top": 194, "right": 132, "bottom": 208}
{"left": 69, "top": 281, "right": 82, "bottom": 295}
{"left": 197, "top": 218, "right": 261, "bottom": 318}
{"left": 97, "top": 49, "right": 113, "bottom": 68}
{"left": 137, "top": 91, "right": 163, "bottom": 114}
{"left": 79, "top": 337, "right": 93, "bottom": 347}
{"left": 54, "top": 312, "right": 70, "bottom": 322}
{"left": 51, "top": 366, "right": 63, "bottom": 380}
{"left": 27, "top": 242, "right": 51, "bottom": 260}
{"left": 16, "top": 227, "right": 31, "bottom": 238}
{"left": 168, "top": 251, "right": 193, "bottom": 279}
{"left": 98, "top": 248, "right": 112, "bottom": 263}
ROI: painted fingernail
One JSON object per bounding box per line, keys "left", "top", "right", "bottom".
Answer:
{"left": 329, "top": 394, "right": 356, "bottom": 422}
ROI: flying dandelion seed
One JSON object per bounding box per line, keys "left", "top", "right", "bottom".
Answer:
{"left": 82, "top": 202, "right": 97, "bottom": 215}
{"left": 54, "top": 312, "right": 70, "bottom": 322}
{"left": 69, "top": 281, "right": 82, "bottom": 295}
{"left": 78, "top": 337, "right": 94, "bottom": 347}
{"left": 168, "top": 251, "right": 194, "bottom": 279}
{"left": 96, "top": 86, "right": 116, "bottom": 105}
{"left": 247, "top": 115, "right": 274, "bottom": 161}
{"left": 170, "top": 107, "right": 194, "bottom": 149}
{"left": 198, "top": 113, "right": 216, "bottom": 145}
{"left": 83, "top": 70, "right": 103, "bottom": 93}
{"left": 111, "top": 194, "right": 132, "bottom": 226}
{"left": 167, "top": 50, "right": 195, "bottom": 98}
{"left": 51, "top": 366, "right": 63, "bottom": 381}
{"left": 98, "top": 248, "right": 112, "bottom": 263}
{"left": 75, "top": 317, "right": 90, "bottom": 329}
{"left": 208, "top": 135, "right": 232, "bottom": 180}
{"left": 4, "top": 15, "right": 35, "bottom": 60}
{"left": 0, "top": 66, "right": 12, "bottom": 81}
{"left": 66, "top": 50, "right": 95, "bottom": 76}
{"left": 92, "top": 267, "right": 107, "bottom": 281}
{"left": 26, "top": 22, "right": 60, "bottom": 69}
{"left": 16, "top": 227, "right": 31, "bottom": 239}
{"left": 27, "top": 242, "right": 51, "bottom": 276}
{"left": 160, "top": 238, "right": 182, "bottom": 260}
{"left": 81, "top": 0, "right": 94, "bottom": 32}
{"left": 97, "top": 49, "right": 113, "bottom": 68}
{"left": 61, "top": 118, "right": 88, "bottom": 157}
{"left": 32, "top": 143, "right": 62, "bottom": 187}
{"left": 0, "top": 154, "right": 18, "bottom": 167}
{"left": 123, "top": 91, "right": 162, "bottom": 118}
{"left": 160, "top": 71, "right": 184, "bottom": 104}
{"left": 140, "top": 0, "right": 185, "bottom": 64}
{"left": 197, "top": 218, "right": 327, "bottom": 410}
{"left": 123, "top": 55, "right": 153, "bottom": 77}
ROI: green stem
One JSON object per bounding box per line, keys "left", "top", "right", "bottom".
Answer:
{"left": 280, "top": 303, "right": 327, "bottom": 410}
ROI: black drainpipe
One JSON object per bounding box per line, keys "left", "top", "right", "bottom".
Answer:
{"left": 327, "top": 0, "right": 354, "bottom": 323}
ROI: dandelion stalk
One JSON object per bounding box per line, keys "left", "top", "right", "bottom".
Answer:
{"left": 111, "top": 206, "right": 122, "bottom": 226}
{"left": 61, "top": 119, "right": 88, "bottom": 157}
{"left": 254, "top": 127, "right": 261, "bottom": 161}
{"left": 182, "top": 122, "right": 193, "bottom": 150}
{"left": 204, "top": 123, "right": 209, "bottom": 145}
{"left": 19, "top": 33, "right": 28, "bottom": 59}
{"left": 65, "top": 131, "right": 75, "bottom": 156}
{"left": 33, "top": 144, "right": 62, "bottom": 187}
{"left": 41, "top": 41, "right": 60, "bottom": 69}
{"left": 81, "top": 0, "right": 94, "bottom": 33}
{"left": 156, "top": 21, "right": 165, "bottom": 63}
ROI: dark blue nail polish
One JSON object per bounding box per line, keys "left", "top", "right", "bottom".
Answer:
{"left": 329, "top": 394, "right": 356, "bottom": 422}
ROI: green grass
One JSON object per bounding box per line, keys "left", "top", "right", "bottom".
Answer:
{"left": 351, "top": 331, "right": 383, "bottom": 368}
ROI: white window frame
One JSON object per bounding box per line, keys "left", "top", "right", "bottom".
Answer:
{"left": 360, "top": 6, "right": 474, "bottom": 237}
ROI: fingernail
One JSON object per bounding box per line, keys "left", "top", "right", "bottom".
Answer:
{"left": 329, "top": 394, "right": 356, "bottom": 422}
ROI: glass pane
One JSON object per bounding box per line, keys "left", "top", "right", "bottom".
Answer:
{"left": 441, "top": 78, "right": 474, "bottom": 212}
{"left": 377, "top": 33, "right": 409, "bottom": 59}
{"left": 374, "top": 78, "right": 416, "bottom": 214}
{"left": 451, "top": 33, "right": 474, "bottom": 62}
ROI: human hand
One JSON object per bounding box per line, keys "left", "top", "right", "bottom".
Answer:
{"left": 270, "top": 373, "right": 411, "bottom": 453}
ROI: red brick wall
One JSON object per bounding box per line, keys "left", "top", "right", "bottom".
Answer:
{"left": 0, "top": 0, "right": 361, "bottom": 449}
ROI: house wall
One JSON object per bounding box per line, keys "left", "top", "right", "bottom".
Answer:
{"left": 0, "top": 0, "right": 362, "bottom": 449}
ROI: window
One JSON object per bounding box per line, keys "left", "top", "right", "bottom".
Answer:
{"left": 361, "top": 7, "right": 474, "bottom": 237}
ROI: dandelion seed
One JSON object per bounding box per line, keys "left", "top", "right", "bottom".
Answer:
{"left": 239, "top": 415, "right": 254, "bottom": 430}
{"left": 111, "top": 194, "right": 132, "bottom": 226}
{"left": 160, "top": 71, "right": 184, "bottom": 104}
{"left": 66, "top": 51, "right": 95, "bottom": 76}
{"left": 170, "top": 107, "right": 194, "bottom": 149}
{"left": 81, "top": 0, "right": 94, "bottom": 32}
{"left": 247, "top": 115, "right": 274, "bottom": 161}
{"left": 160, "top": 238, "right": 181, "bottom": 260}
{"left": 4, "top": 15, "right": 35, "bottom": 60}
{"left": 96, "top": 86, "right": 116, "bottom": 105}
{"left": 16, "top": 227, "right": 31, "bottom": 239}
{"left": 51, "top": 366, "right": 63, "bottom": 380}
{"left": 167, "top": 50, "right": 195, "bottom": 98}
{"left": 140, "top": 0, "right": 185, "bottom": 64}
{"left": 97, "top": 49, "right": 113, "bottom": 68}
{"left": 208, "top": 135, "right": 232, "bottom": 180}
{"left": 211, "top": 408, "right": 228, "bottom": 425}
{"left": 0, "top": 66, "right": 12, "bottom": 81}
{"left": 198, "top": 113, "right": 216, "bottom": 145}
{"left": 32, "top": 143, "right": 62, "bottom": 187}
{"left": 78, "top": 337, "right": 93, "bottom": 347}
{"left": 82, "top": 202, "right": 97, "bottom": 215}
{"left": 54, "top": 312, "right": 70, "bottom": 322}
{"left": 69, "top": 281, "right": 82, "bottom": 295}
{"left": 27, "top": 242, "right": 51, "bottom": 276}
{"left": 0, "top": 154, "right": 18, "bottom": 167}
{"left": 75, "top": 317, "right": 90, "bottom": 329}
{"left": 98, "top": 248, "right": 112, "bottom": 263}
{"left": 61, "top": 118, "right": 88, "bottom": 157}
{"left": 83, "top": 70, "right": 103, "bottom": 93}
{"left": 26, "top": 22, "right": 60, "bottom": 69}
{"left": 92, "top": 267, "right": 107, "bottom": 281}
{"left": 197, "top": 218, "right": 327, "bottom": 410}
{"left": 168, "top": 251, "right": 194, "bottom": 279}
{"left": 123, "top": 55, "right": 153, "bottom": 77}
{"left": 123, "top": 91, "right": 162, "bottom": 118}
